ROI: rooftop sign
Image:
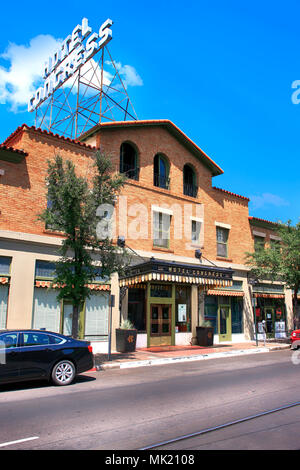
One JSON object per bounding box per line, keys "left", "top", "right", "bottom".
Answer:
{"left": 28, "top": 18, "right": 113, "bottom": 112}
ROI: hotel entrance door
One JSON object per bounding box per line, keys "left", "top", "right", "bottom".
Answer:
{"left": 150, "top": 304, "right": 172, "bottom": 346}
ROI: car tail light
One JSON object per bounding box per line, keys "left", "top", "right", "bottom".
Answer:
{"left": 88, "top": 345, "right": 93, "bottom": 354}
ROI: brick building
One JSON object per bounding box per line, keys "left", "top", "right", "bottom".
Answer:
{"left": 0, "top": 120, "right": 293, "bottom": 351}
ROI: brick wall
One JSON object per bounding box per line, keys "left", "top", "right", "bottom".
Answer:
{"left": 0, "top": 122, "right": 266, "bottom": 265}
{"left": 94, "top": 125, "right": 254, "bottom": 264}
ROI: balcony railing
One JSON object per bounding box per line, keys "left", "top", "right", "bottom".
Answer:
{"left": 183, "top": 183, "right": 198, "bottom": 198}
{"left": 120, "top": 163, "right": 140, "bottom": 181}
{"left": 154, "top": 173, "right": 170, "bottom": 190}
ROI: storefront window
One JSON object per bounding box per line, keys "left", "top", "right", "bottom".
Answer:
{"left": 128, "top": 288, "right": 146, "bottom": 331}
{"left": 255, "top": 297, "right": 286, "bottom": 337}
{"left": 175, "top": 286, "right": 191, "bottom": 332}
{"left": 0, "top": 256, "right": 11, "bottom": 275}
{"left": 84, "top": 292, "right": 109, "bottom": 341}
{"left": 150, "top": 284, "right": 172, "bottom": 298}
{"left": 0, "top": 285, "right": 9, "bottom": 329}
{"left": 204, "top": 295, "right": 218, "bottom": 333}
{"left": 205, "top": 295, "right": 244, "bottom": 335}
{"left": 35, "top": 260, "right": 56, "bottom": 278}
{"left": 231, "top": 298, "right": 243, "bottom": 333}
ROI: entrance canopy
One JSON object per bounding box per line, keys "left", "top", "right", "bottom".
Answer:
{"left": 119, "top": 258, "right": 234, "bottom": 288}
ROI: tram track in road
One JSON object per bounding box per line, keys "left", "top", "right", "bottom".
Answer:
{"left": 139, "top": 400, "right": 300, "bottom": 450}
{"left": 1, "top": 351, "right": 299, "bottom": 450}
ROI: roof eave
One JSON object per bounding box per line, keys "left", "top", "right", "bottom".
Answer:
{"left": 79, "top": 120, "right": 224, "bottom": 177}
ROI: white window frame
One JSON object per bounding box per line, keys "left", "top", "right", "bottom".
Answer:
{"left": 152, "top": 208, "right": 171, "bottom": 249}
{"left": 190, "top": 216, "right": 203, "bottom": 245}
{"left": 216, "top": 225, "right": 229, "bottom": 258}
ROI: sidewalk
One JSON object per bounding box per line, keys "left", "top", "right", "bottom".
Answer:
{"left": 93, "top": 340, "right": 291, "bottom": 371}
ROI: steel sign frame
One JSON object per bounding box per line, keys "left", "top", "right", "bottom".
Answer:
{"left": 29, "top": 18, "right": 138, "bottom": 139}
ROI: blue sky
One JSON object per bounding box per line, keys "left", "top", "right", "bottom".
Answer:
{"left": 0, "top": 0, "right": 299, "bottom": 225}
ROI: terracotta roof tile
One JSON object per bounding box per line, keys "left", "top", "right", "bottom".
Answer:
{"left": 213, "top": 186, "right": 250, "bottom": 201}
{"left": 80, "top": 119, "right": 224, "bottom": 176}
{"left": 0, "top": 144, "right": 28, "bottom": 156}
{"left": 2, "top": 124, "right": 96, "bottom": 151}
{"left": 249, "top": 216, "right": 279, "bottom": 226}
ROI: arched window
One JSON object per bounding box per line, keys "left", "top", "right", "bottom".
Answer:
{"left": 153, "top": 154, "right": 170, "bottom": 189}
{"left": 120, "top": 142, "right": 139, "bottom": 180}
{"left": 183, "top": 164, "right": 197, "bottom": 197}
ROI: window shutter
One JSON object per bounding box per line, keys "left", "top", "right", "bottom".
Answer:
{"left": 32, "top": 288, "right": 61, "bottom": 332}
{"left": 84, "top": 292, "right": 109, "bottom": 340}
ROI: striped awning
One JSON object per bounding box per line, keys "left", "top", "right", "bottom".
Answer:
{"left": 0, "top": 277, "right": 9, "bottom": 285}
{"left": 206, "top": 289, "right": 244, "bottom": 297}
{"left": 120, "top": 259, "right": 234, "bottom": 288}
{"left": 35, "top": 280, "right": 110, "bottom": 291}
{"left": 254, "top": 293, "right": 284, "bottom": 299}
{"left": 120, "top": 273, "right": 232, "bottom": 288}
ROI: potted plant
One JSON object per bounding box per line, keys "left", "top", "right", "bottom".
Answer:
{"left": 196, "top": 320, "right": 214, "bottom": 346}
{"left": 116, "top": 319, "right": 137, "bottom": 353}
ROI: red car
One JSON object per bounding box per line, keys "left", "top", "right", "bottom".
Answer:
{"left": 290, "top": 330, "right": 300, "bottom": 349}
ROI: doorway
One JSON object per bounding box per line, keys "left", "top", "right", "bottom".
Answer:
{"left": 150, "top": 304, "right": 172, "bottom": 346}
{"left": 218, "top": 305, "right": 232, "bottom": 342}
{"left": 264, "top": 307, "right": 275, "bottom": 334}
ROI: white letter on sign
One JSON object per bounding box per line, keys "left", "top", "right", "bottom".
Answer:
{"left": 98, "top": 19, "right": 113, "bottom": 48}
{"left": 85, "top": 32, "right": 99, "bottom": 60}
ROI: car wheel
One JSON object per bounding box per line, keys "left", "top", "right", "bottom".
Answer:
{"left": 51, "top": 360, "right": 76, "bottom": 386}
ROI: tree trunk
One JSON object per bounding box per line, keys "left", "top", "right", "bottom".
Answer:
{"left": 72, "top": 304, "right": 80, "bottom": 339}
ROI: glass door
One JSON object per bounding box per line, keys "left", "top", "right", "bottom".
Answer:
{"left": 218, "top": 305, "right": 232, "bottom": 342}
{"left": 265, "top": 308, "right": 275, "bottom": 335}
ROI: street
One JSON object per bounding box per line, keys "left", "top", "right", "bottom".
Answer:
{"left": 0, "top": 349, "right": 300, "bottom": 450}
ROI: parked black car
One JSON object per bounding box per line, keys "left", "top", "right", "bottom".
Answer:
{"left": 0, "top": 330, "right": 94, "bottom": 386}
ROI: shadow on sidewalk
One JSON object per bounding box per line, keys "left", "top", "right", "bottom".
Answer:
{"left": 94, "top": 352, "right": 138, "bottom": 366}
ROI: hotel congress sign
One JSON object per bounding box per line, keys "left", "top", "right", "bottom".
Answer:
{"left": 120, "top": 259, "right": 234, "bottom": 288}
{"left": 28, "top": 18, "right": 113, "bottom": 112}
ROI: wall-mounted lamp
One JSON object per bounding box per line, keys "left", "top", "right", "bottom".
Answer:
{"left": 117, "top": 235, "right": 126, "bottom": 248}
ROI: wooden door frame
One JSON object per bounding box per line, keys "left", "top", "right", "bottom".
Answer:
{"left": 146, "top": 282, "right": 175, "bottom": 347}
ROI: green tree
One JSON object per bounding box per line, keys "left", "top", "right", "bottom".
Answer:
{"left": 246, "top": 221, "right": 300, "bottom": 326}
{"left": 39, "top": 151, "right": 130, "bottom": 338}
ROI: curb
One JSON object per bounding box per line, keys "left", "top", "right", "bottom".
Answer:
{"left": 96, "top": 344, "right": 290, "bottom": 371}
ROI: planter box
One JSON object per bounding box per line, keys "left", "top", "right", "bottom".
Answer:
{"left": 196, "top": 326, "right": 214, "bottom": 347}
{"left": 116, "top": 328, "right": 137, "bottom": 353}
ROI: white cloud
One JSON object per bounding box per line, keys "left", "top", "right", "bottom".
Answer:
{"left": 79, "top": 59, "right": 114, "bottom": 89}
{"left": 106, "top": 60, "right": 143, "bottom": 88}
{"left": 0, "top": 35, "right": 143, "bottom": 113}
{"left": 0, "top": 35, "right": 62, "bottom": 111}
{"left": 250, "top": 192, "right": 289, "bottom": 209}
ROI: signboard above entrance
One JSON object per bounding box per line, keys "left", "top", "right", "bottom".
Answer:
{"left": 28, "top": 17, "right": 113, "bottom": 112}
{"left": 120, "top": 259, "right": 234, "bottom": 288}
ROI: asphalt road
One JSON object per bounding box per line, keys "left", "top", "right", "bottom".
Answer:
{"left": 0, "top": 349, "right": 300, "bottom": 450}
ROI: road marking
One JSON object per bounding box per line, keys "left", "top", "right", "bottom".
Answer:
{"left": 0, "top": 436, "right": 39, "bottom": 448}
